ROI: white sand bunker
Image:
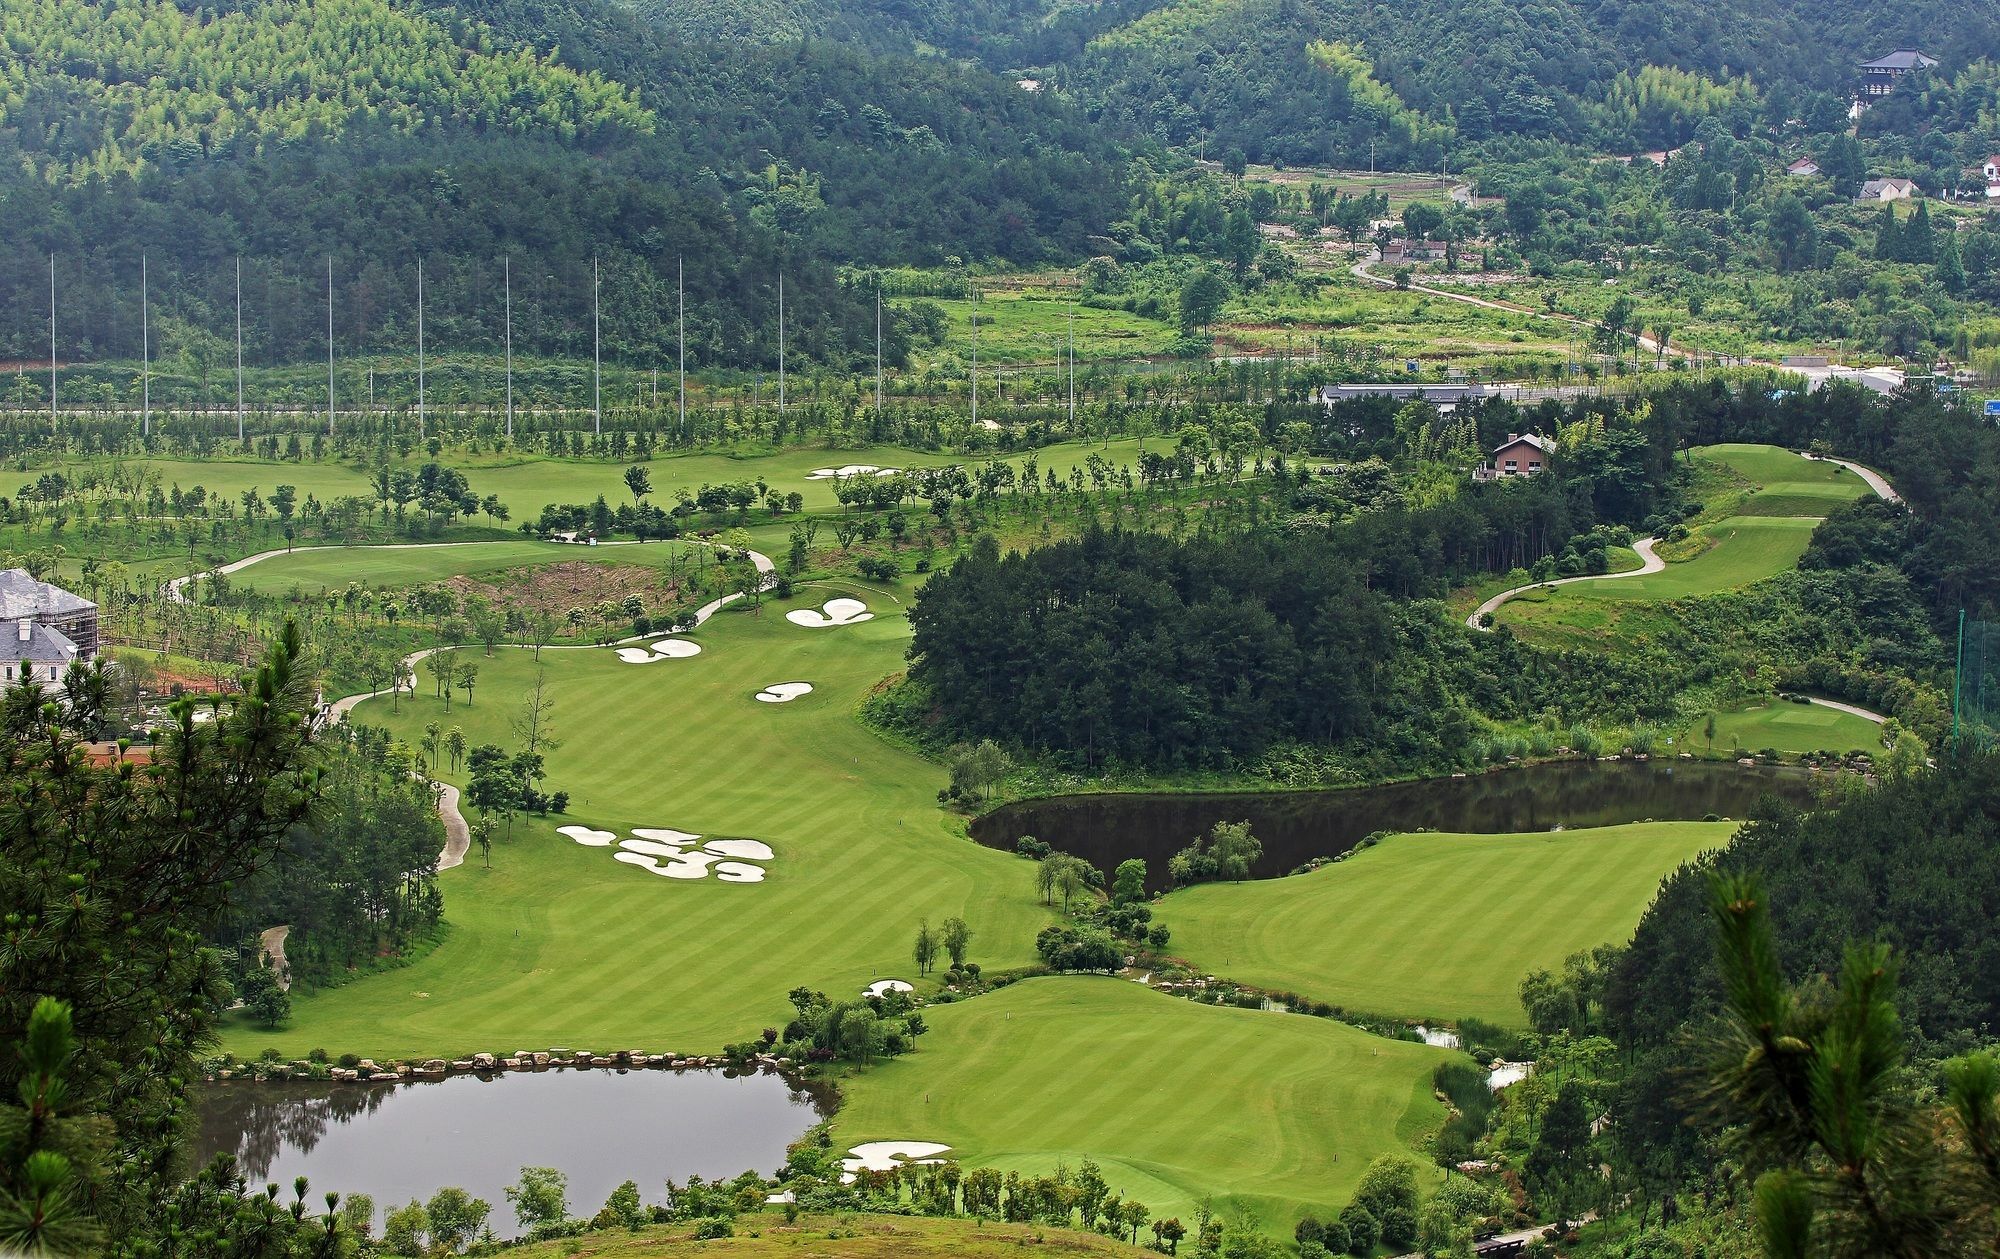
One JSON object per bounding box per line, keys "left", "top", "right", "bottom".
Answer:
{"left": 786, "top": 598, "right": 873, "bottom": 628}
{"left": 558, "top": 825, "right": 618, "bottom": 847}
{"left": 615, "top": 638, "right": 702, "bottom": 663}
{"left": 755, "top": 682, "right": 814, "bottom": 703}
{"left": 806, "top": 464, "right": 898, "bottom": 480}
{"left": 863, "top": 979, "right": 914, "bottom": 998}
{"left": 604, "top": 829, "right": 773, "bottom": 883}
{"left": 840, "top": 1141, "right": 952, "bottom": 1183}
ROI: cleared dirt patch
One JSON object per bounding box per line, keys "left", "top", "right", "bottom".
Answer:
{"left": 442, "top": 562, "right": 686, "bottom": 620}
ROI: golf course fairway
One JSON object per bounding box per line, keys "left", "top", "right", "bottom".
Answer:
{"left": 222, "top": 589, "right": 1051, "bottom": 1059}
{"left": 832, "top": 976, "right": 1453, "bottom": 1233}
{"left": 1163, "top": 822, "right": 1738, "bottom": 1025}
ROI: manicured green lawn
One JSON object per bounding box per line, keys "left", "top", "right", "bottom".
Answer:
{"left": 1693, "top": 443, "right": 1869, "bottom": 518}
{"left": 227, "top": 538, "right": 696, "bottom": 593}
{"left": 1494, "top": 516, "right": 1819, "bottom": 642}
{"left": 833, "top": 977, "right": 1452, "bottom": 1234}
{"left": 1688, "top": 699, "right": 1883, "bottom": 757}
{"left": 1162, "top": 822, "right": 1738, "bottom": 1026}
{"left": 221, "top": 588, "right": 1050, "bottom": 1060}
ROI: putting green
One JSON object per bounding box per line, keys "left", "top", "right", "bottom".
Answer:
{"left": 832, "top": 976, "right": 1452, "bottom": 1233}
{"left": 1162, "top": 822, "right": 1737, "bottom": 1026}
{"left": 226, "top": 539, "right": 698, "bottom": 594}
{"left": 1689, "top": 699, "right": 1883, "bottom": 757}
{"left": 222, "top": 590, "right": 1051, "bottom": 1059}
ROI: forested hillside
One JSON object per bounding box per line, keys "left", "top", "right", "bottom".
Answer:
{"left": 0, "top": 0, "right": 1134, "bottom": 370}
{"left": 633, "top": 0, "right": 2000, "bottom": 164}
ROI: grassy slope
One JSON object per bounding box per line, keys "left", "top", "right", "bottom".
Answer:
{"left": 51, "top": 436, "right": 1164, "bottom": 529}
{"left": 506, "top": 1215, "right": 1151, "bottom": 1257}
{"left": 222, "top": 589, "right": 1051, "bottom": 1059}
{"left": 832, "top": 977, "right": 1452, "bottom": 1233}
{"left": 1162, "top": 822, "right": 1737, "bottom": 1025}
{"left": 226, "top": 538, "right": 696, "bottom": 593}
{"left": 1688, "top": 699, "right": 1882, "bottom": 756}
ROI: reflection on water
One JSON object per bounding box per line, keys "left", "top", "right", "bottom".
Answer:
{"left": 972, "top": 760, "right": 1821, "bottom": 890}
{"left": 195, "top": 1069, "right": 828, "bottom": 1236}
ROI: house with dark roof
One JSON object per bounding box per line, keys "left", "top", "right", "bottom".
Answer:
{"left": 0, "top": 569, "right": 98, "bottom": 657}
{"left": 1857, "top": 50, "right": 1937, "bottom": 99}
{"left": 1474, "top": 433, "right": 1552, "bottom": 482}
{"left": 3, "top": 618, "right": 79, "bottom": 688}
{"left": 1857, "top": 178, "right": 1918, "bottom": 203}
{"left": 1785, "top": 158, "right": 1821, "bottom": 178}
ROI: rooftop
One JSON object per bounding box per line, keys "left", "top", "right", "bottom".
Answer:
{"left": 1495, "top": 433, "right": 1553, "bottom": 454}
{"left": 1, "top": 619, "right": 79, "bottom": 666}
{"left": 1858, "top": 50, "right": 1938, "bottom": 72}
{"left": 0, "top": 569, "right": 95, "bottom": 621}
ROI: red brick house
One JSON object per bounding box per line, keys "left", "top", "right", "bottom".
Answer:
{"left": 1477, "top": 432, "right": 1551, "bottom": 481}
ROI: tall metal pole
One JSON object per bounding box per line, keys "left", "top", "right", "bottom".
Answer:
{"left": 969, "top": 286, "right": 978, "bottom": 430}
{"left": 326, "top": 256, "right": 335, "bottom": 435}
{"left": 504, "top": 255, "right": 513, "bottom": 440}
{"left": 676, "top": 257, "right": 686, "bottom": 436}
{"left": 235, "top": 257, "right": 244, "bottom": 442}
{"left": 48, "top": 253, "right": 57, "bottom": 434}
{"left": 875, "top": 286, "right": 883, "bottom": 418}
{"left": 777, "top": 272, "right": 786, "bottom": 416}
{"left": 141, "top": 253, "right": 150, "bottom": 437}
{"left": 1068, "top": 296, "right": 1076, "bottom": 426}
{"left": 416, "top": 257, "right": 426, "bottom": 438}
{"left": 592, "top": 255, "right": 601, "bottom": 436}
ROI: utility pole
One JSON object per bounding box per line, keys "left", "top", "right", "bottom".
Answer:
{"left": 777, "top": 272, "right": 786, "bottom": 416}
{"left": 235, "top": 257, "right": 244, "bottom": 443}
{"left": 141, "top": 253, "right": 150, "bottom": 438}
{"left": 1068, "top": 296, "right": 1076, "bottom": 426}
{"left": 677, "top": 256, "right": 686, "bottom": 436}
{"left": 592, "top": 255, "right": 602, "bottom": 436}
{"left": 416, "top": 257, "right": 425, "bottom": 438}
{"left": 504, "top": 255, "right": 513, "bottom": 440}
{"left": 48, "top": 253, "right": 57, "bottom": 433}
{"left": 970, "top": 285, "right": 979, "bottom": 429}
{"left": 326, "top": 255, "right": 335, "bottom": 435}
{"left": 875, "top": 285, "right": 883, "bottom": 418}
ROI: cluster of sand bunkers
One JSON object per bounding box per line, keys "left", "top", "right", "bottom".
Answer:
{"left": 558, "top": 825, "right": 774, "bottom": 883}
{"left": 616, "top": 637, "right": 704, "bottom": 664}
{"left": 786, "top": 597, "right": 873, "bottom": 628}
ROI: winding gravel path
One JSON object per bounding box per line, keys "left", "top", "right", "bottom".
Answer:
{"left": 1467, "top": 537, "right": 1664, "bottom": 630}
{"left": 1800, "top": 452, "right": 1900, "bottom": 503}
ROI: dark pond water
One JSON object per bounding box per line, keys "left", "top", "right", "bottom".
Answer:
{"left": 194, "top": 1069, "right": 829, "bottom": 1237}
{"left": 972, "top": 760, "right": 1820, "bottom": 890}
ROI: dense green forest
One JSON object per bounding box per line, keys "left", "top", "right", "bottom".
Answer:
{"left": 0, "top": 0, "right": 1134, "bottom": 370}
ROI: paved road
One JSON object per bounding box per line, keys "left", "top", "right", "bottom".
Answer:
{"left": 1468, "top": 537, "right": 1663, "bottom": 630}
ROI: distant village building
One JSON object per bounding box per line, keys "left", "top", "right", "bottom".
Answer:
{"left": 1856, "top": 50, "right": 1938, "bottom": 100}
{"left": 1381, "top": 238, "right": 1448, "bottom": 264}
{"left": 1983, "top": 155, "right": 2000, "bottom": 199}
{"left": 0, "top": 569, "right": 98, "bottom": 658}
{"left": 1475, "top": 433, "right": 1552, "bottom": 482}
{"left": 1857, "top": 178, "right": 1918, "bottom": 203}
{"left": 1785, "top": 158, "right": 1821, "bottom": 178}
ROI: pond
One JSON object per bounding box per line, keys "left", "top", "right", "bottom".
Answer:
{"left": 971, "top": 760, "right": 1821, "bottom": 890}
{"left": 194, "top": 1068, "right": 829, "bottom": 1237}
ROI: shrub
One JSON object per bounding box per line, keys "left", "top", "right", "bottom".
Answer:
{"left": 1338, "top": 1203, "right": 1377, "bottom": 1254}
{"left": 337, "top": 1053, "right": 361, "bottom": 1069}
{"left": 693, "top": 1216, "right": 734, "bottom": 1240}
